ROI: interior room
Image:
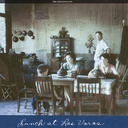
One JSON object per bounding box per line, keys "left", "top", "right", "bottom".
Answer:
{"left": 0, "top": 1, "right": 128, "bottom": 115}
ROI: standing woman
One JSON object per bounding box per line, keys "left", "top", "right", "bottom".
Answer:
{"left": 63, "top": 51, "right": 80, "bottom": 109}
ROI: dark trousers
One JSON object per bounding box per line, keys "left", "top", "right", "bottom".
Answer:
{"left": 31, "top": 95, "right": 49, "bottom": 111}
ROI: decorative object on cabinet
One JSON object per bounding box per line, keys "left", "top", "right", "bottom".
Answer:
{"left": 85, "top": 34, "right": 95, "bottom": 54}
{"left": 58, "top": 27, "right": 69, "bottom": 38}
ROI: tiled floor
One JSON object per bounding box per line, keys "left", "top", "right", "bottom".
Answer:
{"left": 0, "top": 97, "right": 128, "bottom": 115}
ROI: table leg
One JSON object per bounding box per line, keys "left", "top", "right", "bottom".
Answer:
{"left": 112, "top": 87, "right": 116, "bottom": 115}
{"left": 75, "top": 92, "right": 79, "bottom": 115}
{"left": 70, "top": 84, "right": 73, "bottom": 115}
{"left": 106, "top": 95, "right": 112, "bottom": 115}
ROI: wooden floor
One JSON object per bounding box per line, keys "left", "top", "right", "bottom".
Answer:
{"left": 0, "top": 96, "right": 128, "bottom": 115}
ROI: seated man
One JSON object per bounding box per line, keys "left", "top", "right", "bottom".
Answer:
{"left": 88, "top": 53, "right": 119, "bottom": 112}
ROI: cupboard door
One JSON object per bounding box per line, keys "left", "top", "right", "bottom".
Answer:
{"left": 51, "top": 38, "right": 71, "bottom": 58}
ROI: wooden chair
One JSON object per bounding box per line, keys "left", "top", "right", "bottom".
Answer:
{"left": 15, "top": 73, "right": 35, "bottom": 112}
{"left": 76, "top": 77, "right": 101, "bottom": 115}
{"left": 116, "top": 61, "right": 128, "bottom": 88}
{"left": 0, "top": 74, "right": 16, "bottom": 100}
{"left": 33, "top": 76, "right": 56, "bottom": 115}
{"left": 116, "top": 61, "right": 128, "bottom": 96}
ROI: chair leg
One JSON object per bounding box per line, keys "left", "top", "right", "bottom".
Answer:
{"left": 52, "top": 99, "right": 55, "bottom": 115}
{"left": 39, "top": 101, "right": 41, "bottom": 115}
{"left": 25, "top": 93, "right": 27, "bottom": 109}
{"left": 17, "top": 93, "right": 20, "bottom": 112}
{"left": 36, "top": 100, "right": 39, "bottom": 115}
{"left": 99, "top": 102, "right": 101, "bottom": 115}
{"left": 62, "top": 87, "right": 65, "bottom": 115}
{"left": 75, "top": 93, "right": 79, "bottom": 115}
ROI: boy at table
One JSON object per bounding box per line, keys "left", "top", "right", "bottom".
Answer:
{"left": 32, "top": 64, "right": 62, "bottom": 114}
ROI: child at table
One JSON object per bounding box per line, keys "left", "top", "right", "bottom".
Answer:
{"left": 32, "top": 64, "right": 62, "bottom": 114}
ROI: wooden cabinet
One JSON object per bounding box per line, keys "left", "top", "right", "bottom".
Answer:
{"left": 51, "top": 38, "right": 73, "bottom": 73}
{"left": 51, "top": 38, "right": 72, "bottom": 58}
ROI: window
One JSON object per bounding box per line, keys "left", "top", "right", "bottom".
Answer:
{"left": 0, "top": 3, "right": 6, "bottom": 53}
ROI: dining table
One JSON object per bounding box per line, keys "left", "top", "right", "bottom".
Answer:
{"left": 52, "top": 74, "right": 117, "bottom": 115}
{"left": 52, "top": 74, "right": 75, "bottom": 115}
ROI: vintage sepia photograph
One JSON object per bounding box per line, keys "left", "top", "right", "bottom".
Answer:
{"left": 0, "top": 0, "right": 128, "bottom": 127}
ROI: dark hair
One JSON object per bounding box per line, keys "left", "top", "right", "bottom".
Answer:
{"left": 95, "top": 31, "right": 103, "bottom": 36}
{"left": 64, "top": 51, "right": 76, "bottom": 61}
{"left": 100, "top": 53, "right": 110, "bottom": 61}
{"left": 37, "top": 64, "right": 49, "bottom": 74}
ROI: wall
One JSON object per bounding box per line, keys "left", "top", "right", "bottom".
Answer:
{"left": 11, "top": 3, "right": 128, "bottom": 64}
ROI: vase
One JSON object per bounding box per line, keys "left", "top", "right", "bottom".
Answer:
{"left": 57, "top": 63, "right": 67, "bottom": 77}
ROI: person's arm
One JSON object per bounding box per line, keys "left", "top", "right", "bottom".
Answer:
{"left": 102, "top": 41, "right": 111, "bottom": 55}
{"left": 106, "top": 48, "right": 111, "bottom": 55}
{"left": 88, "top": 68, "right": 95, "bottom": 77}
{"left": 111, "top": 66, "right": 119, "bottom": 76}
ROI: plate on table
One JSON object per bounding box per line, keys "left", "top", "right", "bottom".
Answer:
{"left": 57, "top": 75, "right": 67, "bottom": 78}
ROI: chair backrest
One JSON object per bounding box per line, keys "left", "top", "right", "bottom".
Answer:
{"left": 116, "top": 60, "right": 128, "bottom": 88}
{"left": 15, "top": 73, "right": 26, "bottom": 90}
{"left": 77, "top": 77, "right": 101, "bottom": 99}
{"left": 116, "top": 61, "right": 127, "bottom": 78}
{"left": 33, "top": 76, "right": 53, "bottom": 97}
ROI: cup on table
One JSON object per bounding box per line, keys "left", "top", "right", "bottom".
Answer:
{"left": 71, "top": 71, "right": 77, "bottom": 78}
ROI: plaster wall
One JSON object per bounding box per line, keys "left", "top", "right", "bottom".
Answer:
{"left": 11, "top": 3, "right": 128, "bottom": 61}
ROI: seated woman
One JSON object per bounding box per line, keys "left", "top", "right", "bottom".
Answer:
{"left": 88, "top": 53, "right": 119, "bottom": 77}
{"left": 63, "top": 51, "right": 80, "bottom": 109}
{"left": 88, "top": 53, "right": 119, "bottom": 112}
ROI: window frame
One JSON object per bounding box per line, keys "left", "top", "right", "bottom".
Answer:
{"left": 0, "top": 3, "right": 12, "bottom": 53}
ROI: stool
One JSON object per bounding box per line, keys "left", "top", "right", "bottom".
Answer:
{"left": 0, "top": 83, "right": 17, "bottom": 100}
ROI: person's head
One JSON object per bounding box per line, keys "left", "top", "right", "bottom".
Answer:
{"left": 37, "top": 64, "right": 49, "bottom": 76}
{"left": 100, "top": 53, "right": 110, "bottom": 66}
{"left": 64, "top": 51, "right": 76, "bottom": 65}
{"left": 29, "top": 54, "right": 37, "bottom": 65}
{"left": 95, "top": 31, "right": 103, "bottom": 41}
